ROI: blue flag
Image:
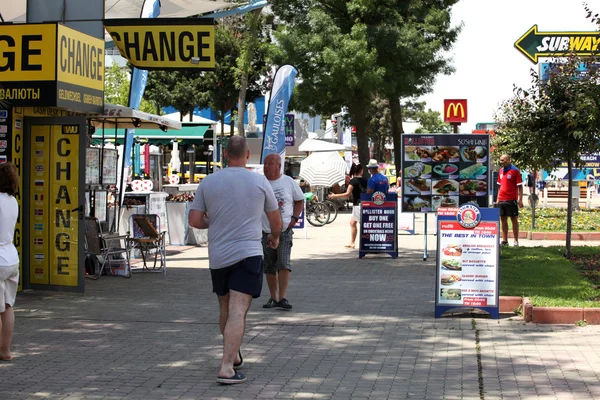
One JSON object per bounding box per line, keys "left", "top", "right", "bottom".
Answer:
{"left": 261, "top": 65, "right": 298, "bottom": 168}
{"left": 120, "top": 0, "right": 160, "bottom": 206}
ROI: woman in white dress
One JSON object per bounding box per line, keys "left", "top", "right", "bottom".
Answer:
{"left": 0, "top": 162, "right": 20, "bottom": 361}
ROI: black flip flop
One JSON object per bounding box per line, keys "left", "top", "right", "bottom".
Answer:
{"left": 233, "top": 349, "right": 244, "bottom": 369}
{"left": 217, "top": 370, "right": 246, "bottom": 384}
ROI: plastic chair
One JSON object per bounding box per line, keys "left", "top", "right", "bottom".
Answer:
{"left": 84, "top": 217, "right": 131, "bottom": 279}
{"left": 127, "top": 214, "right": 167, "bottom": 274}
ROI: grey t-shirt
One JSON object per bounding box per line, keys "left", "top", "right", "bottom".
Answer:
{"left": 190, "top": 167, "right": 278, "bottom": 269}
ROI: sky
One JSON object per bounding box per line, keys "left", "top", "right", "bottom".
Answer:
{"left": 412, "top": 0, "right": 600, "bottom": 133}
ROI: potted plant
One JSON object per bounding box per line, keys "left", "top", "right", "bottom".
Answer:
{"left": 166, "top": 193, "right": 194, "bottom": 245}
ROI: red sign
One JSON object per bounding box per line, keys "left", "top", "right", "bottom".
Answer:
{"left": 443, "top": 99, "right": 468, "bottom": 123}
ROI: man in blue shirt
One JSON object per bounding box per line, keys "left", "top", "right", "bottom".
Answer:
{"left": 366, "top": 159, "right": 389, "bottom": 194}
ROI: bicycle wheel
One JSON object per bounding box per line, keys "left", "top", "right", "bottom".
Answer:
{"left": 306, "top": 203, "right": 329, "bottom": 227}
{"left": 322, "top": 200, "right": 338, "bottom": 224}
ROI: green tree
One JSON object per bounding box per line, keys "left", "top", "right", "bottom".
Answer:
{"left": 269, "top": 0, "right": 460, "bottom": 171}
{"left": 145, "top": 70, "right": 210, "bottom": 121}
{"left": 235, "top": 10, "right": 271, "bottom": 136}
{"left": 367, "top": 1, "right": 460, "bottom": 175}
{"left": 103, "top": 62, "right": 154, "bottom": 113}
{"left": 402, "top": 101, "right": 452, "bottom": 133}
{"left": 269, "top": 3, "right": 384, "bottom": 170}
{"left": 493, "top": 57, "right": 600, "bottom": 258}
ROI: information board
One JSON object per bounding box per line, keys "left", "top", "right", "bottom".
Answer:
{"left": 102, "top": 148, "right": 118, "bottom": 185}
{"left": 435, "top": 205, "right": 500, "bottom": 318}
{"left": 401, "top": 134, "right": 490, "bottom": 213}
{"left": 85, "top": 147, "right": 100, "bottom": 185}
{"left": 359, "top": 192, "right": 398, "bottom": 258}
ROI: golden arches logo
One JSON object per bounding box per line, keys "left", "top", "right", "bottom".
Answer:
{"left": 446, "top": 102, "right": 465, "bottom": 119}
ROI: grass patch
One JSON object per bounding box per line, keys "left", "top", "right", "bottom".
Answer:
{"left": 514, "top": 208, "right": 600, "bottom": 232}
{"left": 500, "top": 246, "right": 600, "bottom": 307}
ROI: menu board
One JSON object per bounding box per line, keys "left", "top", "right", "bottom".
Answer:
{"left": 359, "top": 193, "right": 398, "bottom": 259}
{"left": 435, "top": 206, "right": 500, "bottom": 318}
{"left": 400, "top": 134, "right": 490, "bottom": 213}
{"left": 85, "top": 147, "right": 100, "bottom": 185}
{"left": 102, "top": 149, "right": 118, "bottom": 185}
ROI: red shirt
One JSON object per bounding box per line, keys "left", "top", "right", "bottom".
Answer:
{"left": 497, "top": 164, "right": 522, "bottom": 201}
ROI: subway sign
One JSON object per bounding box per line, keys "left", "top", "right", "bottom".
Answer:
{"left": 515, "top": 25, "right": 600, "bottom": 64}
{"left": 103, "top": 18, "right": 215, "bottom": 70}
{"left": 0, "top": 23, "right": 104, "bottom": 112}
{"left": 443, "top": 99, "right": 468, "bottom": 123}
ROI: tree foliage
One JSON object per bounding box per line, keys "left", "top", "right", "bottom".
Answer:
{"left": 104, "top": 62, "right": 154, "bottom": 113}
{"left": 269, "top": 0, "right": 460, "bottom": 171}
{"left": 402, "top": 101, "right": 452, "bottom": 133}
{"left": 493, "top": 56, "right": 600, "bottom": 257}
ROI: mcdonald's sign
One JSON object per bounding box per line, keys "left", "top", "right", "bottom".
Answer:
{"left": 443, "top": 99, "right": 468, "bottom": 123}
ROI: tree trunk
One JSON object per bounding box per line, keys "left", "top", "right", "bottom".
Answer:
{"left": 189, "top": 108, "right": 193, "bottom": 122}
{"left": 389, "top": 96, "right": 404, "bottom": 180}
{"left": 237, "top": 74, "right": 248, "bottom": 137}
{"left": 230, "top": 109, "right": 236, "bottom": 136}
{"left": 565, "top": 154, "right": 573, "bottom": 258}
{"left": 350, "top": 99, "right": 370, "bottom": 179}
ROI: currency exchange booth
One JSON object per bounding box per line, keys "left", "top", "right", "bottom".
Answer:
{"left": 1, "top": 22, "right": 105, "bottom": 293}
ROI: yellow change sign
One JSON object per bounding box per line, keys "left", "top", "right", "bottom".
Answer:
{"left": 103, "top": 18, "right": 215, "bottom": 70}
{"left": 0, "top": 23, "right": 104, "bottom": 112}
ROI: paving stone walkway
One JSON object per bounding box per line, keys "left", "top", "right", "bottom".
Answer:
{"left": 2, "top": 213, "right": 600, "bottom": 399}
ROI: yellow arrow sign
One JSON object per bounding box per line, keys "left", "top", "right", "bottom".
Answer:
{"left": 514, "top": 25, "right": 600, "bottom": 63}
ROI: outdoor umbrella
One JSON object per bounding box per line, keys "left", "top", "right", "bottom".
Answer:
{"left": 299, "top": 151, "right": 347, "bottom": 187}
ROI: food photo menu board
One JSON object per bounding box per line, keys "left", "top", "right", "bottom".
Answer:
{"left": 400, "top": 134, "right": 490, "bottom": 213}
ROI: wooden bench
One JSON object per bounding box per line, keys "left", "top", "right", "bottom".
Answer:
{"left": 545, "top": 188, "right": 587, "bottom": 199}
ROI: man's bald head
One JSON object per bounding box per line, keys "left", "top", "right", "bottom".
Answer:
{"left": 225, "top": 136, "right": 249, "bottom": 160}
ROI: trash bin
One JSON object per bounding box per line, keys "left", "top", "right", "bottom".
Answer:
{"left": 571, "top": 181, "right": 580, "bottom": 211}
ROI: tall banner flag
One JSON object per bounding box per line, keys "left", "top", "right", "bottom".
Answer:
{"left": 119, "top": 0, "right": 161, "bottom": 208}
{"left": 260, "top": 65, "right": 298, "bottom": 170}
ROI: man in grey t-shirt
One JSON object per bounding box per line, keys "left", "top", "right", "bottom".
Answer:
{"left": 189, "top": 136, "right": 282, "bottom": 384}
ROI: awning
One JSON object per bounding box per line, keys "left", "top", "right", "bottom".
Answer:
{"left": 298, "top": 138, "right": 352, "bottom": 152}
{"left": 93, "top": 124, "right": 210, "bottom": 145}
{"left": 89, "top": 103, "right": 182, "bottom": 130}
{"left": 4, "top": 0, "right": 231, "bottom": 23}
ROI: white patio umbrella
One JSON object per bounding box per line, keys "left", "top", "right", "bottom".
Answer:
{"left": 299, "top": 151, "right": 348, "bottom": 187}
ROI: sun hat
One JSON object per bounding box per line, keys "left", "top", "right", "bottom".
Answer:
{"left": 367, "top": 159, "right": 379, "bottom": 169}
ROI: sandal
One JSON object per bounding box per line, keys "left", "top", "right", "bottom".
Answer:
{"left": 344, "top": 244, "right": 355, "bottom": 249}
{"left": 233, "top": 349, "right": 244, "bottom": 369}
{"left": 217, "top": 370, "right": 246, "bottom": 384}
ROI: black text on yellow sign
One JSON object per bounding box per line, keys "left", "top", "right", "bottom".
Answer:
{"left": 50, "top": 125, "right": 79, "bottom": 287}
{"left": 0, "top": 23, "right": 104, "bottom": 112}
{"left": 103, "top": 18, "right": 215, "bottom": 70}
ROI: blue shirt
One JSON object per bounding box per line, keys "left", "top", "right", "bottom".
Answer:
{"left": 368, "top": 172, "right": 389, "bottom": 194}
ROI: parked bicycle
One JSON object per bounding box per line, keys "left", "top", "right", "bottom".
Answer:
{"left": 304, "top": 192, "right": 330, "bottom": 227}
{"left": 321, "top": 199, "right": 338, "bottom": 224}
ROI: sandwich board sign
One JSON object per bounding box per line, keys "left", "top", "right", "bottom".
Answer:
{"left": 435, "top": 205, "right": 500, "bottom": 319}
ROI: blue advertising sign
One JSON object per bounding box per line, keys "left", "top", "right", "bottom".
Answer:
{"left": 435, "top": 205, "right": 500, "bottom": 319}
{"left": 359, "top": 192, "right": 398, "bottom": 259}
{"left": 263, "top": 114, "right": 295, "bottom": 146}
{"left": 293, "top": 208, "right": 305, "bottom": 229}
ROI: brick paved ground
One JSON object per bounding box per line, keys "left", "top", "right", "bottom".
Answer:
{"left": 2, "top": 212, "right": 600, "bottom": 399}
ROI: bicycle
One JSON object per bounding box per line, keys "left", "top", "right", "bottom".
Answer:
{"left": 304, "top": 192, "right": 330, "bottom": 227}
{"left": 321, "top": 199, "right": 338, "bottom": 224}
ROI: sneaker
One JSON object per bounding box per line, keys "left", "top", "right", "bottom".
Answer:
{"left": 263, "top": 298, "right": 279, "bottom": 308}
{"left": 278, "top": 298, "right": 292, "bottom": 310}
{"left": 501, "top": 241, "right": 509, "bottom": 247}
{"left": 513, "top": 241, "right": 519, "bottom": 247}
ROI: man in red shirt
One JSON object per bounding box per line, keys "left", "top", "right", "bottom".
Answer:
{"left": 497, "top": 154, "right": 524, "bottom": 246}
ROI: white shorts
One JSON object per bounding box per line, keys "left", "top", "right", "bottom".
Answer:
{"left": 0, "top": 263, "right": 19, "bottom": 312}
{"left": 352, "top": 205, "right": 361, "bottom": 222}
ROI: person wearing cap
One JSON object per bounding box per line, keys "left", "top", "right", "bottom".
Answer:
{"left": 366, "top": 159, "right": 389, "bottom": 194}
